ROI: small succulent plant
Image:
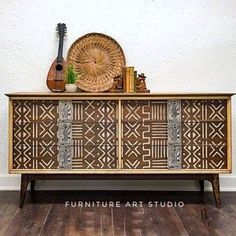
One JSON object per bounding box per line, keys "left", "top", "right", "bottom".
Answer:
{"left": 66, "top": 65, "right": 79, "bottom": 84}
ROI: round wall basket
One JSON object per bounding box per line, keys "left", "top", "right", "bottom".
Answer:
{"left": 67, "top": 33, "right": 126, "bottom": 92}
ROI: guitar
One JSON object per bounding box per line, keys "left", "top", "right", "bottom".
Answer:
{"left": 46, "top": 23, "right": 67, "bottom": 92}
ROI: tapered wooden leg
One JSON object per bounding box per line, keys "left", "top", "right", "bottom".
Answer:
{"left": 30, "top": 180, "right": 35, "bottom": 197}
{"left": 199, "top": 180, "right": 204, "bottom": 194}
{"left": 211, "top": 174, "right": 221, "bottom": 209}
{"left": 19, "top": 174, "right": 29, "bottom": 208}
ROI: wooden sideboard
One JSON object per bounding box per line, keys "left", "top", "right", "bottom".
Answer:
{"left": 6, "top": 92, "right": 233, "bottom": 207}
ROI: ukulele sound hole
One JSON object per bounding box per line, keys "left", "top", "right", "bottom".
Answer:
{"left": 56, "top": 64, "right": 63, "bottom": 71}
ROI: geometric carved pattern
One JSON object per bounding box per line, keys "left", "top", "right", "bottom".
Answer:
{"left": 181, "top": 100, "right": 227, "bottom": 169}
{"left": 57, "top": 101, "right": 73, "bottom": 169}
{"left": 167, "top": 100, "right": 182, "bottom": 169}
{"left": 11, "top": 98, "right": 228, "bottom": 171}
{"left": 12, "top": 100, "right": 59, "bottom": 169}
{"left": 122, "top": 100, "right": 168, "bottom": 169}
{"left": 72, "top": 100, "right": 118, "bottom": 169}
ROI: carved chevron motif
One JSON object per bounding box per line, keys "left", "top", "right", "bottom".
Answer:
{"left": 13, "top": 100, "right": 58, "bottom": 169}
{"left": 82, "top": 100, "right": 117, "bottom": 169}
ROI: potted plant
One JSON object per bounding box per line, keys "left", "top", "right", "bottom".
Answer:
{"left": 65, "top": 65, "right": 79, "bottom": 92}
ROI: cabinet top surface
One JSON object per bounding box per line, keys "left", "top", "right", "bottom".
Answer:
{"left": 5, "top": 92, "right": 235, "bottom": 98}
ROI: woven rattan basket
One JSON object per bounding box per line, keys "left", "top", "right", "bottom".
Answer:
{"left": 67, "top": 33, "right": 126, "bottom": 92}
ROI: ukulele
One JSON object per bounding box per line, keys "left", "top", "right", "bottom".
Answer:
{"left": 46, "top": 23, "right": 67, "bottom": 92}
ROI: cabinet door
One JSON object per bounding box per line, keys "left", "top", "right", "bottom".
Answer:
{"left": 121, "top": 99, "right": 229, "bottom": 171}
{"left": 12, "top": 100, "right": 59, "bottom": 169}
{"left": 12, "top": 100, "right": 119, "bottom": 171}
{"left": 121, "top": 100, "right": 168, "bottom": 169}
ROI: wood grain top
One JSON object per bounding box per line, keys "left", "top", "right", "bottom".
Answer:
{"left": 5, "top": 92, "right": 235, "bottom": 98}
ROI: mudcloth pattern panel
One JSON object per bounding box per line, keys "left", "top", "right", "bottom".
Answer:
{"left": 122, "top": 100, "right": 168, "bottom": 169}
{"left": 121, "top": 99, "right": 227, "bottom": 170}
{"left": 12, "top": 100, "right": 59, "bottom": 169}
{"left": 72, "top": 100, "right": 118, "bottom": 169}
{"left": 181, "top": 100, "right": 227, "bottom": 169}
{"left": 11, "top": 98, "right": 228, "bottom": 170}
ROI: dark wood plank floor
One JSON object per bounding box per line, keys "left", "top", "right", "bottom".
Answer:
{"left": 0, "top": 190, "right": 236, "bottom": 236}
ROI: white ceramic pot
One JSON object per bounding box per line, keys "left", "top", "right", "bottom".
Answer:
{"left": 65, "top": 84, "right": 77, "bottom": 93}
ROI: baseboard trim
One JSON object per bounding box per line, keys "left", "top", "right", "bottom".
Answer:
{"left": 0, "top": 174, "right": 235, "bottom": 191}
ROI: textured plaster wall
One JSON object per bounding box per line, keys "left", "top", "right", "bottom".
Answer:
{"left": 0, "top": 0, "right": 236, "bottom": 190}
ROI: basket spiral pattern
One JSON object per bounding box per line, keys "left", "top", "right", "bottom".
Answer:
{"left": 67, "top": 33, "right": 126, "bottom": 92}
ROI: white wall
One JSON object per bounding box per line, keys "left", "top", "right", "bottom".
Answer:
{"left": 0, "top": 0, "right": 236, "bottom": 190}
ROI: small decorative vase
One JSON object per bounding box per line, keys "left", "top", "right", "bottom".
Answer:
{"left": 65, "top": 84, "right": 77, "bottom": 92}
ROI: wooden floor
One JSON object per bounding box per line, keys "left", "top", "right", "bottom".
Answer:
{"left": 0, "top": 191, "right": 236, "bottom": 236}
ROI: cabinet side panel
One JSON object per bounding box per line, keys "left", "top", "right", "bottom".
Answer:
{"left": 227, "top": 98, "right": 232, "bottom": 172}
{"left": 8, "top": 99, "right": 13, "bottom": 172}
{"left": 12, "top": 100, "right": 59, "bottom": 169}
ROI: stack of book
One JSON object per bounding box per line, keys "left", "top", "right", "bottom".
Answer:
{"left": 123, "top": 66, "right": 137, "bottom": 93}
